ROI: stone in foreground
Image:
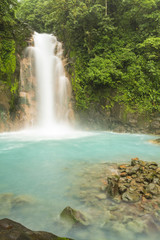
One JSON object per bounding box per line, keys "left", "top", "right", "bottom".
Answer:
{"left": 0, "top": 218, "right": 73, "bottom": 240}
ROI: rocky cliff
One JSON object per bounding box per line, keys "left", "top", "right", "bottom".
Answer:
{"left": 75, "top": 103, "right": 160, "bottom": 134}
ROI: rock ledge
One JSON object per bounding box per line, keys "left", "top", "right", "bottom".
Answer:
{"left": 0, "top": 218, "right": 73, "bottom": 240}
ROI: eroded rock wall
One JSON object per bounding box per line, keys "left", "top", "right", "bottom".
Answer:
{"left": 75, "top": 103, "right": 160, "bottom": 134}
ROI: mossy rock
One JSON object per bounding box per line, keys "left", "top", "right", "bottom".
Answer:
{"left": 60, "top": 206, "right": 88, "bottom": 226}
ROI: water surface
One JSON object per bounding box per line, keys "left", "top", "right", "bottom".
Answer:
{"left": 0, "top": 130, "right": 159, "bottom": 239}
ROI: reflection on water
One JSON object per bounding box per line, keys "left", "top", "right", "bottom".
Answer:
{"left": 0, "top": 131, "right": 159, "bottom": 239}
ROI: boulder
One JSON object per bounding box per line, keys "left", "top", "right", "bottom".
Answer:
{"left": 95, "top": 193, "right": 106, "bottom": 200}
{"left": 118, "top": 183, "right": 128, "bottom": 194}
{"left": 126, "top": 220, "right": 145, "bottom": 233}
{"left": 122, "top": 191, "right": 140, "bottom": 203}
{"left": 147, "top": 162, "right": 158, "bottom": 170}
{"left": 131, "top": 158, "right": 140, "bottom": 166}
{"left": 11, "top": 195, "right": 35, "bottom": 208}
{"left": 107, "top": 175, "right": 119, "bottom": 198}
{"left": 146, "top": 183, "right": 159, "bottom": 195}
{"left": 60, "top": 206, "right": 88, "bottom": 227}
{"left": 0, "top": 218, "right": 73, "bottom": 240}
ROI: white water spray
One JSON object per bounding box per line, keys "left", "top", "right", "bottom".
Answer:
{"left": 20, "top": 32, "right": 72, "bottom": 133}
{"left": 34, "top": 32, "right": 70, "bottom": 129}
{"left": 34, "top": 33, "right": 55, "bottom": 127}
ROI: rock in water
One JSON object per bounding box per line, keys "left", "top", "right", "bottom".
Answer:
{"left": 96, "top": 193, "right": 106, "bottom": 200}
{"left": 150, "top": 138, "right": 160, "bottom": 145}
{"left": 11, "top": 195, "right": 35, "bottom": 208}
{"left": 122, "top": 191, "right": 140, "bottom": 203}
{"left": 0, "top": 218, "right": 73, "bottom": 240}
{"left": 107, "top": 175, "right": 119, "bottom": 197}
{"left": 0, "top": 193, "right": 35, "bottom": 217}
{"left": 60, "top": 206, "right": 88, "bottom": 227}
{"left": 106, "top": 158, "right": 160, "bottom": 203}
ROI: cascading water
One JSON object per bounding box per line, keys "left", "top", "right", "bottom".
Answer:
{"left": 34, "top": 33, "right": 56, "bottom": 127}
{"left": 34, "top": 32, "right": 72, "bottom": 129}
{"left": 20, "top": 32, "right": 73, "bottom": 132}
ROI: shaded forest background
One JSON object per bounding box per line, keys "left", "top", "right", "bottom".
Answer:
{"left": 1, "top": 0, "right": 160, "bottom": 131}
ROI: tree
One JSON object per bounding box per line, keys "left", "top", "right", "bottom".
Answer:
{"left": 105, "top": 0, "right": 107, "bottom": 15}
{"left": 16, "top": 0, "right": 160, "bottom": 113}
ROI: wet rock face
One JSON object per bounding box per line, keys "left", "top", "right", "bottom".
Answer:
{"left": 107, "top": 175, "right": 119, "bottom": 197}
{"left": 106, "top": 158, "right": 160, "bottom": 203}
{"left": 0, "top": 218, "right": 73, "bottom": 240}
{"left": 19, "top": 56, "right": 37, "bottom": 128}
{"left": 76, "top": 103, "right": 160, "bottom": 134}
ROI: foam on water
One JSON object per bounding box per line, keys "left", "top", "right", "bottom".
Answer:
{"left": 0, "top": 127, "right": 97, "bottom": 141}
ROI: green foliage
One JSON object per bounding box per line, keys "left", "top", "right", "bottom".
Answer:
{"left": 0, "top": 39, "right": 16, "bottom": 82}
{"left": 0, "top": 0, "right": 31, "bottom": 116}
{"left": 0, "top": 0, "right": 17, "bottom": 26}
{"left": 9, "top": 78, "right": 19, "bottom": 114}
{"left": 0, "top": 0, "right": 17, "bottom": 86}
{"left": 16, "top": 0, "right": 160, "bottom": 113}
{"left": 16, "top": 0, "right": 43, "bottom": 32}
{"left": 86, "top": 56, "right": 122, "bottom": 87}
{"left": 10, "top": 78, "right": 18, "bottom": 94}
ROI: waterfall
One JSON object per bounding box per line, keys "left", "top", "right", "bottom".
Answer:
{"left": 34, "top": 33, "right": 56, "bottom": 127}
{"left": 20, "top": 32, "right": 73, "bottom": 131}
